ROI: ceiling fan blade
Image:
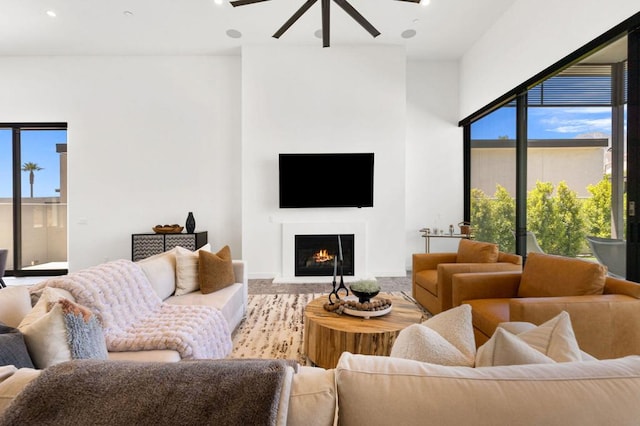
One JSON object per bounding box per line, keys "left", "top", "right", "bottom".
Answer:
{"left": 322, "top": 0, "right": 330, "bottom": 47}
{"left": 273, "top": 0, "right": 318, "bottom": 39}
{"left": 230, "top": 0, "right": 270, "bottom": 7}
{"left": 395, "top": 0, "right": 421, "bottom": 3}
{"left": 333, "top": 0, "right": 380, "bottom": 38}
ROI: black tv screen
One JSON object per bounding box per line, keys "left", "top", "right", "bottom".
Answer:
{"left": 279, "top": 153, "right": 374, "bottom": 208}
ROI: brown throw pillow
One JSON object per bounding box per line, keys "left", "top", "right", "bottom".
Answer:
{"left": 518, "top": 252, "right": 607, "bottom": 298}
{"left": 198, "top": 245, "right": 235, "bottom": 294}
{"left": 456, "top": 239, "right": 499, "bottom": 263}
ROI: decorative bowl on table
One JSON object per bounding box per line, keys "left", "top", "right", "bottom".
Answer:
{"left": 349, "top": 279, "right": 381, "bottom": 303}
{"left": 152, "top": 224, "right": 184, "bottom": 234}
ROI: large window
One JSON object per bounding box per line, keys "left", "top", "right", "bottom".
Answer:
{"left": 470, "top": 105, "right": 517, "bottom": 253}
{"left": 0, "top": 124, "right": 68, "bottom": 276}
{"left": 462, "top": 22, "right": 638, "bottom": 280}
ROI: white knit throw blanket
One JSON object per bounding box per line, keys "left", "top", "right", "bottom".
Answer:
{"left": 31, "top": 259, "right": 232, "bottom": 359}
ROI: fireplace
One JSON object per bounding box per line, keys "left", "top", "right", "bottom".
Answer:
{"left": 295, "top": 234, "right": 355, "bottom": 277}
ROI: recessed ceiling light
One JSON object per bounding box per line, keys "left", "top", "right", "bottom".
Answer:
{"left": 401, "top": 29, "right": 417, "bottom": 39}
{"left": 46, "top": 10, "right": 57, "bottom": 18}
{"left": 421, "top": 0, "right": 430, "bottom": 6}
{"left": 123, "top": 11, "right": 134, "bottom": 17}
{"left": 314, "top": 29, "right": 322, "bottom": 39}
{"left": 226, "top": 29, "right": 242, "bottom": 39}
{"left": 214, "top": 0, "right": 224, "bottom": 5}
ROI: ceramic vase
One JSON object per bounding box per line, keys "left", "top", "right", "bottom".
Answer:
{"left": 185, "top": 212, "right": 196, "bottom": 233}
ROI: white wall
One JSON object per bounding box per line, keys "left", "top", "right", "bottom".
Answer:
{"left": 405, "top": 60, "right": 464, "bottom": 260}
{"left": 460, "top": 0, "right": 640, "bottom": 119}
{"left": 241, "top": 45, "right": 408, "bottom": 278}
{"left": 0, "top": 56, "right": 242, "bottom": 271}
{"left": 0, "top": 51, "right": 463, "bottom": 277}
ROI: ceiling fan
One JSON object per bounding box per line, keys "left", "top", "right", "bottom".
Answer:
{"left": 230, "top": 0, "right": 421, "bottom": 48}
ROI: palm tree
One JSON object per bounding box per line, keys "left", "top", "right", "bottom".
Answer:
{"left": 22, "top": 162, "right": 44, "bottom": 198}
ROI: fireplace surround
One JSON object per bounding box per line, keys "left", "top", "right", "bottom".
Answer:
{"left": 279, "top": 222, "right": 367, "bottom": 283}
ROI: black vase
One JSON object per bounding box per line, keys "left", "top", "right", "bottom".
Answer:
{"left": 185, "top": 212, "right": 196, "bottom": 233}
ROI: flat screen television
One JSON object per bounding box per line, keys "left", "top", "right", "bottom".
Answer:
{"left": 279, "top": 153, "right": 374, "bottom": 208}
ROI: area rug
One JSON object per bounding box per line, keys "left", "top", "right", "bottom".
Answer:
{"left": 228, "top": 291, "right": 426, "bottom": 366}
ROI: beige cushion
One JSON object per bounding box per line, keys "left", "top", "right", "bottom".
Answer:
{"left": 498, "top": 322, "right": 597, "bottom": 361}
{"left": 0, "top": 367, "right": 40, "bottom": 417}
{"left": 476, "top": 311, "right": 582, "bottom": 367}
{"left": 518, "top": 252, "right": 606, "bottom": 298}
{"left": 456, "top": 239, "right": 499, "bottom": 263}
{"left": 107, "top": 350, "right": 181, "bottom": 363}
{"left": 335, "top": 352, "right": 640, "bottom": 426}
{"left": 174, "top": 243, "right": 211, "bottom": 296}
{"left": 0, "top": 287, "right": 32, "bottom": 328}
{"left": 199, "top": 245, "right": 235, "bottom": 294}
{"left": 18, "top": 287, "right": 107, "bottom": 369}
{"left": 137, "top": 248, "right": 178, "bottom": 300}
{"left": 390, "top": 304, "right": 475, "bottom": 366}
{"left": 287, "top": 367, "right": 336, "bottom": 426}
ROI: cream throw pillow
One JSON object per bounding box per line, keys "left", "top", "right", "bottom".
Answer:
{"left": 390, "top": 304, "right": 475, "bottom": 366}
{"left": 18, "top": 287, "right": 108, "bottom": 369}
{"left": 476, "top": 311, "right": 582, "bottom": 367}
{"left": 137, "top": 247, "right": 178, "bottom": 300}
{"left": 174, "top": 243, "right": 211, "bottom": 296}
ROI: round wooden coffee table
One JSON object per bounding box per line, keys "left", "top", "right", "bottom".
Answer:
{"left": 303, "top": 293, "right": 426, "bottom": 368}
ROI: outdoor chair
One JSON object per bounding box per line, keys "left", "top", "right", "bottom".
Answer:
{"left": 586, "top": 236, "right": 626, "bottom": 278}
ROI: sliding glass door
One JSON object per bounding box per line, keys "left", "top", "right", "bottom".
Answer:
{"left": 462, "top": 14, "right": 640, "bottom": 280}
{"left": 0, "top": 124, "right": 68, "bottom": 277}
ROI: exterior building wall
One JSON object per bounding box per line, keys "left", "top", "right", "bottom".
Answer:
{"left": 472, "top": 146, "right": 606, "bottom": 198}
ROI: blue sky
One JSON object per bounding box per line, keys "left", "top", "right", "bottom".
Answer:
{"left": 471, "top": 106, "right": 613, "bottom": 140}
{"left": 0, "top": 129, "right": 67, "bottom": 198}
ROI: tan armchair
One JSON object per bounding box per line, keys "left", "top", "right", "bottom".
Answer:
{"left": 452, "top": 252, "right": 640, "bottom": 359}
{"left": 412, "top": 239, "right": 522, "bottom": 315}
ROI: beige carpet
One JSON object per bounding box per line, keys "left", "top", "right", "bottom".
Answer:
{"left": 228, "top": 291, "right": 426, "bottom": 366}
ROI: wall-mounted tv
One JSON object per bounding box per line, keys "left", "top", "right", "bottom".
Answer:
{"left": 279, "top": 153, "right": 374, "bottom": 208}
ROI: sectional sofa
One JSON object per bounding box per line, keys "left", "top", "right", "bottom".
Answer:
{"left": 2, "top": 352, "right": 640, "bottom": 425}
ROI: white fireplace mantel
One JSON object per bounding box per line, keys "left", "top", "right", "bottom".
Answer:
{"left": 276, "top": 222, "right": 367, "bottom": 284}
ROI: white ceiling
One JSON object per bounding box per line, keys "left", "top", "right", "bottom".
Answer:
{"left": 0, "top": 0, "right": 516, "bottom": 59}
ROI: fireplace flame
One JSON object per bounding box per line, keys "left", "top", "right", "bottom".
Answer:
{"left": 313, "top": 249, "right": 334, "bottom": 263}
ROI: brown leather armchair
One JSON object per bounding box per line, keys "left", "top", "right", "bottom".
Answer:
{"left": 412, "top": 239, "right": 522, "bottom": 315}
{"left": 452, "top": 252, "right": 640, "bottom": 359}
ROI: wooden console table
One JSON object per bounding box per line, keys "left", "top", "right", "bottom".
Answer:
{"left": 131, "top": 231, "right": 208, "bottom": 261}
{"left": 303, "top": 294, "right": 426, "bottom": 368}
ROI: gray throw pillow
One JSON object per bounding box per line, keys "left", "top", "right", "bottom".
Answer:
{"left": 0, "top": 322, "right": 35, "bottom": 369}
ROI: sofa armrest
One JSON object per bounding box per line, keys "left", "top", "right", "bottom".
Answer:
{"left": 452, "top": 272, "right": 522, "bottom": 307}
{"left": 438, "top": 263, "right": 523, "bottom": 311}
{"left": 509, "top": 295, "right": 640, "bottom": 359}
{"left": 412, "top": 253, "right": 457, "bottom": 272}
{"left": 497, "top": 252, "right": 522, "bottom": 265}
{"left": 603, "top": 276, "right": 640, "bottom": 298}
{"left": 232, "top": 260, "right": 249, "bottom": 311}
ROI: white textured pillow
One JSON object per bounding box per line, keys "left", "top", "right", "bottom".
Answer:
{"left": 137, "top": 247, "right": 178, "bottom": 300}
{"left": 18, "top": 287, "right": 107, "bottom": 369}
{"left": 476, "top": 311, "right": 582, "bottom": 367}
{"left": 174, "top": 243, "right": 211, "bottom": 296}
{"left": 390, "top": 304, "right": 475, "bottom": 366}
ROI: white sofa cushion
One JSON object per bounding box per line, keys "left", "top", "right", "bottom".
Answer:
{"left": 335, "top": 352, "right": 640, "bottom": 426}
{"left": 390, "top": 304, "right": 475, "bottom": 366}
{"left": 165, "top": 283, "right": 245, "bottom": 332}
{"left": 137, "top": 248, "right": 178, "bottom": 300}
{"left": 476, "top": 311, "right": 582, "bottom": 367}
{"left": 0, "top": 287, "right": 34, "bottom": 328}
{"left": 287, "top": 367, "right": 336, "bottom": 426}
